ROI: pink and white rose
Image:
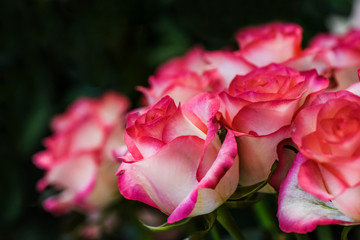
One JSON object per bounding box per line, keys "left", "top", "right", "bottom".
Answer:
{"left": 219, "top": 64, "right": 328, "bottom": 187}
{"left": 293, "top": 89, "right": 360, "bottom": 213}
{"left": 33, "top": 92, "right": 130, "bottom": 215}
{"left": 278, "top": 88, "right": 360, "bottom": 232}
{"left": 117, "top": 94, "right": 239, "bottom": 223}
{"left": 235, "top": 22, "right": 303, "bottom": 67}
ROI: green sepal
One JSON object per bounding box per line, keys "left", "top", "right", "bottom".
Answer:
{"left": 141, "top": 211, "right": 217, "bottom": 239}
{"left": 229, "top": 160, "right": 278, "bottom": 201}
{"left": 226, "top": 195, "right": 260, "bottom": 208}
{"left": 187, "top": 211, "right": 217, "bottom": 240}
{"left": 141, "top": 217, "right": 191, "bottom": 232}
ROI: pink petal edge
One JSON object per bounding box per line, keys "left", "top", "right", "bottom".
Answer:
{"left": 167, "top": 131, "right": 238, "bottom": 223}
{"left": 277, "top": 153, "right": 358, "bottom": 233}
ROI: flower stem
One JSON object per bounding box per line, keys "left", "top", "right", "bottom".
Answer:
{"left": 253, "top": 198, "right": 279, "bottom": 237}
{"left": 341, "top": 226, "right": 354, "bottom": 240}
{"left": 216, "top": 205, "right": 246, "bottom": 240}
{"left": 210, "top": 224, "right": 221, "bottom": 240}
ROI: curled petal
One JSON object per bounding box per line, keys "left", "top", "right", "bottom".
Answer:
{"left": 168, "top": 132, "right": 239, "bottom": 223}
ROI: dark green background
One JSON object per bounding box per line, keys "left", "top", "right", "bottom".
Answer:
{"left": 0, "top": 0, "right": 355, "bottom": 239}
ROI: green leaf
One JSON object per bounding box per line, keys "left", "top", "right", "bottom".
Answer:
{"left": 187, "top": 212, "right": 217, "bottom": 240}
{"left": 341, "top": 226, "right": 355, "bottom": 240}
{"left": 141, "top": 217, "right": 191, "bottom": 232}
{"left": 229, "top": 160, "right": 278, "bottom": 201}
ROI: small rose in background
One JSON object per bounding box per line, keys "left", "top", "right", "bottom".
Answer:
{"left": 117, "top": 94, "right": 239, "bottom": 223}
{"left": 33, "top": 92, "right": 130, "bottom": 216}
{"left": 219, "top": 64, "right": 328, "bottom": 188}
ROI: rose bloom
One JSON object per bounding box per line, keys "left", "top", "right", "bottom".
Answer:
{"left": 33, "top": 92, "right": 130, "bottom": 215}
{"left": 286, "top": 30, "right": 360, "bottom": 91}
{"left": 117, "top": 94, "right": 239, "bottom": 223}
{"left": 139, "top": 46, "right": 254, "bottom": 105}
{"left": 235, "top": 22, "right": 303, "bottom": 67}
{"left": 291, "top": 89, "right": 360, "bottom": 220}
{"left": 219, "top": 64, "right": 328, "bottom": 187}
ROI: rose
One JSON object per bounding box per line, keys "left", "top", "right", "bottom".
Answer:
{"left": 219, "top": 64, "right": 328, "bottom": 187}
{"left": 116, "top": 94, "right": 239, "bottom": 223}
{"left": 286, "top": 30, "right": 360, "bottom": 91}
{"left": 290, "top": 89, "right": 360, "bottom": 220}
{"left": 235, "top": 22, "right": 303, "bottom": 67}
{"left": 33, "top": 92, "right": 130, "bottom": 215}
{"left": 277, "top": 86, "right": 360, "bottom": 232}
{"left": 139, "top": 47, "right": 254, "bottom": 105}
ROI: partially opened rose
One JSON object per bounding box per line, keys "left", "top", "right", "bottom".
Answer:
{"left": 117, "top": 94, "right": 239, "bottom": 223}
{"left": 219, "top": 64, "right": 328, "bottom": 187}
{"left": 235, "top": 22, "right": 303, "bottom": 67}
{"left": 139, "top": 47, "right": 254, "bottom": 105}
{"left": 34, "top": 92, "right": 130, "bottom": 215}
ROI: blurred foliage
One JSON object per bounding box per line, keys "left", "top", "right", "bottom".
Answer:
{"left": 0, "top": 0, "right": 356, "bottom": 239}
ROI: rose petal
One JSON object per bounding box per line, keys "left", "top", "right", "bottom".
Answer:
{"left": 333, "top": 185, "right": 360, "bottom": 220}
{"left": 298, "top": 160, "right": 347, "bottom": 200}
{"left": 236, "top": 22, "right": 302, "bottom": 66}
{"left": 277, "top": 153, "right": 357, "bottom": 233}
{"left": 269, "top": 139, "right": 298, "bottom": 191}
{"left": 237, "top": 126, "right": 291, "bottom": 187}
{"left": 204, "top": 51, "right": 255, "bottom": 86}
{"left": 118, "top": 136, "right": 205, "bottom": 215}
{"left": 232, "top": 100, "right": 298, "bottom": 135}
{"left": 167, "top": 132, "right": 239, "bottom": 223}
{"left": 46, "top": 153, "right": 98, "bottom": 195}
{"left": 97, "top": 92, "right": 130, "bottom": 127}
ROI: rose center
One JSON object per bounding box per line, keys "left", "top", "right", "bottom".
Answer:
{"left": 333, "top": 117, "right": 359, "bottom": 139}
{"left": 145, "top": 108, "right": 166, "bottom": 122}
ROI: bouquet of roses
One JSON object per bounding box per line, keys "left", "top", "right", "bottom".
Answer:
{"left": 34, "top": 15, "right": 360, "bottom": 240}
